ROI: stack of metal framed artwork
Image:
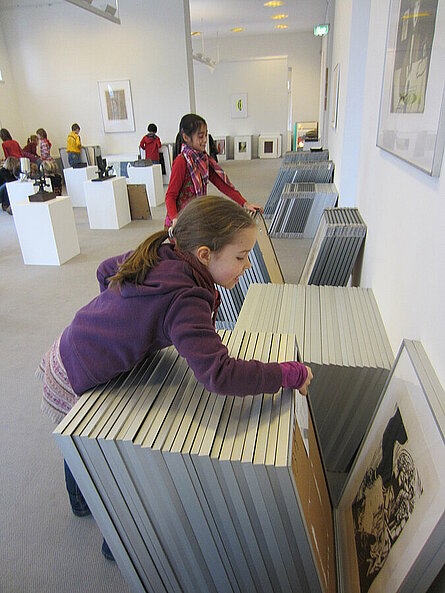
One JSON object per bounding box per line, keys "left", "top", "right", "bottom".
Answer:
{"left": 299, "top": 208, "right": 367, "bottom": 286}
{"left": 235, "top": 283, "right": 394, "bottom": 482}
{"left": 54, "top": 330, "right": 336, "bottom": 593}
{"left": 268, "top": 183, "right": 339, "bottom": 239}
{"left": 215, "top": 211, "right": 284, "bottom": 330}
{"left": 283, "top": 149, "right": 329, "bottom": 164}
{"left": 263, "top": 161, "right": 335, "bottom": 219}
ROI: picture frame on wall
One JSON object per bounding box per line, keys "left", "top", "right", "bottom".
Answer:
{"left": 231, "top": 93, "right": 248, "bottom": 119}
{"left": 335, "top": 339, "right": 445, "bottom": 593}
{"left": 98, "top": 79, "right": 135, "bottom": 133}
{"left": 376, "top": 0, "right": 445, "bottom": 176}
{"left": 331, "top": 63, "right": 340, "bottom": 129}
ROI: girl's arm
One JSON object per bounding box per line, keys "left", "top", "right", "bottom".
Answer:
{"left": 165, "top": 287, "right": 286, "bottom": 397}
{"left": 208, "top": 168, "right": 246, "bottom": 207}
{"left": 164, "top": 155, "right": 186, "bottom": 222}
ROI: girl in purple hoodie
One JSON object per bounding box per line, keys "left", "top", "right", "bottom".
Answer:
{"left": 37, "top": 195, "right": 312, "bottom": 558}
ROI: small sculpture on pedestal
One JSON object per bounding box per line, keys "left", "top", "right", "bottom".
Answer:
{"left": 92, "top": 156, "right": 116, "bottom": 182}
{"left": 29, "top": 165, "right": 56, "bottom": 202}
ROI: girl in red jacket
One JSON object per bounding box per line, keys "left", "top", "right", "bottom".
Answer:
{"left": 165, "top": 113, "right": 262, "bottom": 227}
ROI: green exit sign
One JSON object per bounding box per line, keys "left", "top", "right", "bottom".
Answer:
{"left": 314, "top": 24, "right": 329, "bottom": 36}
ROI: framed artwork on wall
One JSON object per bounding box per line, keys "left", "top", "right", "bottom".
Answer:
{"left": 231, "top": 93, "right": 248, "bottom": 118}
{"left": 336, "top": 339, "right": 445, "bottom": 593}
{"left": 98, "top": 79, "right": 135, "bottom": 133}
{"left": 331, "top": 63, "right": 340, "bottom": 129}
{"left": 376, "top": 0, "right": 445, "bottom": 176}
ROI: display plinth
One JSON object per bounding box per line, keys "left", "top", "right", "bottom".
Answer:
{"left": 127, "top": 163, "right": 164, "bottom": 207}
{"left": 84, "top": 176, "right": 131, "bottom": 230}
{"left": 6, "top": 180, "right": 37, "bottom": 215}
{"left": 63, "top": 165, "right": 97, "bottom": 207}
{"left": 13, "top": 196, "right": 80, "bottom": 265}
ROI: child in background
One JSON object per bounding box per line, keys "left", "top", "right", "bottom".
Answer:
{"left": 22, "top": 134, "right": 39, "bottom": 163}
{"left": 165, "top": 113, "right": 262, "bottom": 228}
{"left": 139, "top": 123, "right": 161, "bottom": 163}
{"left": 37, "top": 196, "right": 312, "bottom": 559}
{"left": 67, "top": 123, "right": 82, "bottom": 166}
{"left": 0, "top": 128, "right": 24, "bottom": 159}
{"left": 36, "top": 128, "right": 57, "bottom": 175}
{"left": 0, "top": 157, "right": 20, "bottom": 214}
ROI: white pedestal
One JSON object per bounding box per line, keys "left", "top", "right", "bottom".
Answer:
{"left": 234, "top": 135, "right": 253, "bottom": 160}
{"left": 63, "top": 166, "right": 97, "bottom": 207}
{"left": 13, "top": 197, "right": 80, "bottom": 265}
{"left": 258, "top": 134, "right": 282, "bottom": 159}
{"left": 6, "top": 180, "right": 38, "bottom": 215}
{"left": 84, "top": 176, "right": 131, "bottom": 230}
{"left": 126, "top": 163, "right": 164, "bottom": 207}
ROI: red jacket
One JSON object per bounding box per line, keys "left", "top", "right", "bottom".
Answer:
{"left": 165, "top": 154, "right": 246, "bottom": 221}
{"left": 139, "top": 134, "right": 161, "bottom": 161}
{"left": 2, "top": 139, "right": 24, "bottom": 159}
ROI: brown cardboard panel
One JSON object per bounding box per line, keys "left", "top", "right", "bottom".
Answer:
{"left": 254, "top": 211, "right": 284, "bottom": 283}
{"left": 127, "top": 184, "right": 151, "bottom": 220}
{"left": 292, "top": 408, "right": 336, "bottom": 593}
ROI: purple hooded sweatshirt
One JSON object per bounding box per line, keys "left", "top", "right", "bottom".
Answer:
{"left": 59, "top": 244, "right": 284, "bottom": 397}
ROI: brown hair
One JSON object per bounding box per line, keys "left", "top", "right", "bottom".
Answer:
{"left": 0, "top": 128, "right": 12, "bottom": 142}
{"left": 109, "top": 195, "right": 256, "bottom": 287}
{"left": 36, "top": 128, "right": 48, "bottom": 139}
{"left": 71, "top": 123, "right": 80, "bottom": 132}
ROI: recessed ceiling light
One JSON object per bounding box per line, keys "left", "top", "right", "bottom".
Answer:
{"left": 264, "top": 1, "right": 284, "bottom": 7}
{"left": 271, "top": 13, "right": 288, "bottom": 20}
{"left": 274, "top": 24, "right": 288, "bottom": 29}
{"left": 191, "top": 31, "right": 201, "bottom": 36}
{"left": 230, "top": 27, "right": 244, "bottom": 33}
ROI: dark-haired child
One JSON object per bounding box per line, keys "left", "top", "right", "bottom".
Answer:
{"left": 1, "top": 128, "right": 24, "bottom": 159}
{"left": 139, "top": 122, "right": 161, "bottom": 163}
{"left": 165, "top": 113, "right": 262, "bottom": 228}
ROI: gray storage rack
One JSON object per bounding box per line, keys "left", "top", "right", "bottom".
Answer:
{"left": 268, "top": 183, "right": 338, "bottom": 239}
{"left": 264, "top": 161, "right": 335, "bottom": 219}
{"left": 299, "top": 207, "right": 367, "bottom": 286}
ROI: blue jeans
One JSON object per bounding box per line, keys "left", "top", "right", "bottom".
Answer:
{"left": 64, "top": 460, "right": 90, "bottom": 515}
{"left": 67, "top": 152, "right": 81, "bottom": 167}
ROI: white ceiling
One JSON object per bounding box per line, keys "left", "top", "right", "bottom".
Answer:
{"left": 189, "top": 0, "right": 329, "bottom": 38}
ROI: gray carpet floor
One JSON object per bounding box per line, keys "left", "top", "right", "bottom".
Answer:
{"left": 2, "top": 159, "right": 443, "bottom": 593}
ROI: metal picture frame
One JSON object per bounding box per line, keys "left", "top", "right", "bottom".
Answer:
{"left": 98, "top": 79, "right": 135, "bottom": 134}
{"left": 376, "top": 0, "right": 445, "bottom": 176}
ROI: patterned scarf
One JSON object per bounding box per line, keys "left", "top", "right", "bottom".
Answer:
{"left": 181, "top": 143, "right": 235, "bottom": 197}
{"left": 174, "top": 247, "right": 221, "bottom": 327}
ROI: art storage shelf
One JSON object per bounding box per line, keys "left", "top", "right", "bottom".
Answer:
{"left": 127, "top": 163, "right": 164, "bottom": 207}
{"left": 84, "top": 176, "right": 131, "bottom": 230}
{"left": 63, "top": 165, "right": 97, "bottom": 207}
{"left": 13, "top": 196, "right": 80, "bottom": 265}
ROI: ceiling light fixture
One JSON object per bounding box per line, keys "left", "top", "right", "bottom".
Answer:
{"left": 64, "top": 0, "right": 120, "bottom": 24}
{"left": 230, "top": 27, "right": 244, "bottom": 33}
{"left": 191, "top": 31, "right": 202, "bottom": 36}
{"left": 264, "top": 1, "right": 284, "bottom": 7}
{"left": 274, "top": 24, "right": 288, "bottom": 29}
{"left": 271, "top": 14, "right": 288, "bottom": 20}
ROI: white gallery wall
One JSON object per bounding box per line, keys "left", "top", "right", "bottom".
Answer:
{"left": 0, "top": 25, "right": 22, "bottom": 136}
{"left": 193, "top": 32, "right": 322, "bottom": 135}
{"left": 329, "top": 0, "right": 445, "bottom": 386}
{"left": 0, "top": 0, "right": 193, "bottom": 154}
{"left": 194, "top": 57, "right": 288, "bottom": 142}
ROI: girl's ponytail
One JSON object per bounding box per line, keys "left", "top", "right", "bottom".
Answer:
{"left": 108, "top": 229, "right": 169, "bottom": 287}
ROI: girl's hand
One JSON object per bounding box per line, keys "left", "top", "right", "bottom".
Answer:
{"left": 244, "top": 202, "right": 264, "bottom": 214}
{"left": 298, "top": 366, "right": 313, "bottom": 396}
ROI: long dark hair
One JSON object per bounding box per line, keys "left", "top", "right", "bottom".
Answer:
{"left": 173, "top": 113, "right": 207, "bottom": 160}
{"left": 109, "top": 195, "right": 255, "bottom": 287}
{"left": 0, "top": 128, "right": 12, "bottom": 142}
